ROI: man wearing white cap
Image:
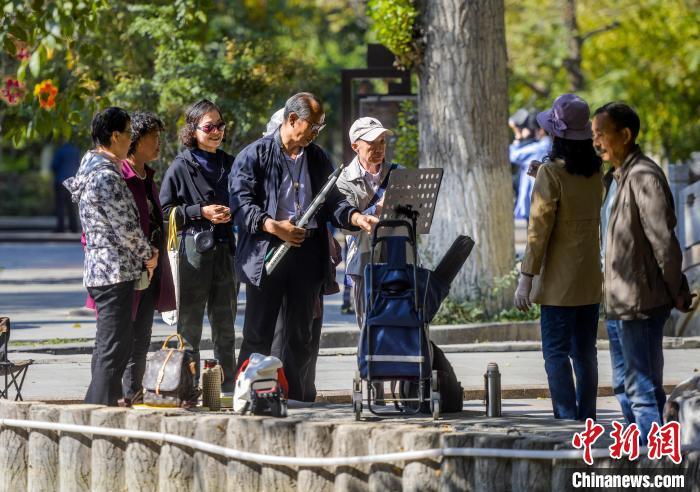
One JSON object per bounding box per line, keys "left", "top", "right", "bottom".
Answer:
{"left": 337, "top": 117, "right": 401, "bottom": 404}
{"left": 337, "top": 117, "right": 400, "bottom": 328}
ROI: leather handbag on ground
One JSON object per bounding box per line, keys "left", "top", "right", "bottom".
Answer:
{"left": 142, "top": 334, "right": 199, "bottom": 407}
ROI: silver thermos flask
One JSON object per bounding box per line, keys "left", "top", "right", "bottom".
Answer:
{"left": 484, "top": 362, "right": 502, "bottom": 417}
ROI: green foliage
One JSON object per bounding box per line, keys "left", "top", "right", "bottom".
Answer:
{"left": 432, "top": 266, "right": 540, "bottom": 324}
{"left": 492, "top": 304, "right": 541, "bottom": 322}
{"left": 0, "top": 154, "right": 30, "bottom": 172}
{"left": 366, "top": 0, "right": 420, "bottom": 69}
{"left": 393, "top": 99, "right": 418, "bottom": 167}
{"left": 0, "top": 0, "right": 367, "bottom": 161}
{"left": 432, "top": 297, "right": 487, "bottom": 325}
{"left": 366, "top": 0, "right": 699, "bottom": 162}
{"left": 506, "top": 0, "right": 700, "bottom": 162}
{"left": 0, "top": 172, "right": 53, "bottom": 216}
{"left": 431, "top": 297, "right": 540, "bottom": 325}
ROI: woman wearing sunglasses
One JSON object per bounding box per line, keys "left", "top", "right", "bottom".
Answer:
{"left": 160, "top": 99, "right": 238, "bottom": 393}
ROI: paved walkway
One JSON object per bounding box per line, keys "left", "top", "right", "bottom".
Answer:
{"left": 0, "top": 242, "right": 356, "bottom": 343}
{"left": 13, "top": 348, "right": 700, "bottom": 402}
{"left": 3, "top": 241, "right": 699, "bottom": 432}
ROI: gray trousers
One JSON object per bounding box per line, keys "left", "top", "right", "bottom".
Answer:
{"left": 178, "top": 237, "right": 238, "bottom": 391}
{"left": 351, "top": 274, "right": 366, "bottom": 330}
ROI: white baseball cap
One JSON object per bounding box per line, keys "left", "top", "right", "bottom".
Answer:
{"left": 349, "top": 117, "right": 393, "bottom": 144}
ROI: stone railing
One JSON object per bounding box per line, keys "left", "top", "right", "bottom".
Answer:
{"left": 0, "top": 400, "right": 697, "bottom": 491}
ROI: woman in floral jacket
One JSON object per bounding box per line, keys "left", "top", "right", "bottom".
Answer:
{"left": 64, "top": 107, "right": 158, "bottom": 406}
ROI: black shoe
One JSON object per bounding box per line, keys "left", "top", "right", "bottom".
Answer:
{"left": 340, "top": 305, "right": 355, "bottom": 315}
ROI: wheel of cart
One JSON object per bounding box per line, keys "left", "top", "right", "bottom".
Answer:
{"left": 248, "top": 379, "right": 287, "bottom": 418}
{"left": 352, "top": 371, "right": 363, "bottom": 421}
{"left": 269, "top": 386, "right": 288, "bottom": 418}
{"left": 430, "top": 370, "right": 441, "bottom": 420}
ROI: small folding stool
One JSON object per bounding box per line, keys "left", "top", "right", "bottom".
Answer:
{"left": 0, "top": 317, "right": 33, "bottom": 401}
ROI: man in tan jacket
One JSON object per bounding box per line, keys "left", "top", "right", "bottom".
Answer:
{"left": 593, "top": 102, "right": 695, "bottom": 443}
{"left": 336, "top": 117, "right": 398, "bottom": 328}
{"left": 336, "top": 117, "right": 399, "bottom": 404}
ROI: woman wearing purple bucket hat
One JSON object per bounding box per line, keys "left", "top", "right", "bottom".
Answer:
{"left": 514, "top": 93, "right": 604, "bottom": 421}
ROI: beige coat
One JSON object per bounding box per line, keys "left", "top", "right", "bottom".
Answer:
{"left": 604, "top": 146, "right": 688, "bottom": 320}
{"left": 336, "top": 158, "right": 396, "bottom": 277}
{"left": 521, "top": 159, "right": 603, "bottom": 306}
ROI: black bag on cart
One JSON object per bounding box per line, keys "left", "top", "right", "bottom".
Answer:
{"left": 400, "top": 342, "right": 464, "bottom": 413}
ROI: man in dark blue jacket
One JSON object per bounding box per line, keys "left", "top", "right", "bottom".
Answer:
{"left": 230, "top": 92, "right": 377, "bottom": 401}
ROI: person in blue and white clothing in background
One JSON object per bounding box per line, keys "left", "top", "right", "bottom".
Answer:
{"left": 64, "top": 107, "right": 158, "bottom": 406}
{"left": 509, "top": 109, "right": 551, "bottom": 220}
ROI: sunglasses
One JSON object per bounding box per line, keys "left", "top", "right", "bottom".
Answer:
{"left": 197, "top": 122, "right": 226, "bottom": 134}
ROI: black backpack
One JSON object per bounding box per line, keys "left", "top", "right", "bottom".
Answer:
{"left": 400, "top": 342, "right": 464, "bottom": 413}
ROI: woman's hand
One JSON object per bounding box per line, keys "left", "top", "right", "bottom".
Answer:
{"left": 351, "top": 212, "right": 379, "bottom": 233}
{"left": 202, "top": 205, "right": 231, "bottom": 224}
{"left": 514, "top": 273, "right": 533, "bottom": 312}
{"left": 145, "top": 246, "right": 159, "bottom": 280}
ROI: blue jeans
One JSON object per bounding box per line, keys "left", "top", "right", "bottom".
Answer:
{"left": 540, "top": 304, "right": 599, "bottom": 420}
{"left": 618, "top": 314, "right": 668, "bottom": 444}
{"left": 606, "top": 320, "right": 635, "bottom": 424}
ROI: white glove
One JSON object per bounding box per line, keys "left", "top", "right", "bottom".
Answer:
{"left": 514, "top": 274, "right": 533, "bottom": 311}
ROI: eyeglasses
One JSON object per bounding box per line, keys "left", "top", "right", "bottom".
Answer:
{"left": 197, "top": 122, "right": 226, "bottom": 134}
{"left": 303, "top": 119, "right": 326, "bottom": 134}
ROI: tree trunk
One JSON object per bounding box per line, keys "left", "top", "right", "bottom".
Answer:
{"left": 562, "top": 0, "right": 584, "bottom": 92}
{"left": 417, "top": 0, "right": 514, "bottom": 311}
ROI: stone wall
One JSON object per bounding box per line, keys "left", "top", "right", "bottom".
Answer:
{"left": 0, "top": 400, "right": 698, "bottom": 491}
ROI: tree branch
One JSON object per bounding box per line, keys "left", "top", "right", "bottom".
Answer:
{"left": 523, "top": 80, "right": 551, "bottom": 98}
{"left": 511, "top": 72, "right": 551, "bottom": 99}
{"left": 581, "top": 21, "right": 620, "bottom": 42}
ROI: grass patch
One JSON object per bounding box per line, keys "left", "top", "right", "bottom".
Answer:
{"left": 432, "top": 266, "right": 541, "bottom": 324}
{"left": 11, "top": 337, "right": 93, "bottom": 347}
{"left": 433, "top": 298, "right": 540, "bottom": 325}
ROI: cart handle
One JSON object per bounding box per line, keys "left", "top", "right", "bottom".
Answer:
{"left": 370, "top": 219, "right": 415, "bottom": 249}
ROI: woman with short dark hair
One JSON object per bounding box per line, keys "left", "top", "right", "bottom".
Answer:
{"left": 160, "top": 99, "right": 237, "bottom": 392}
{"left": 514, "top": 94, "right": 603, "bottom": 421}
{"left": 64, "top": 107, "right": 158, "bottom": 405}
{"left": 120, "top": 111, "right": 176, "bottom": 403}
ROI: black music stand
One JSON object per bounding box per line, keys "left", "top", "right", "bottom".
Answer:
{"left": 379, "top": 167, "right": 443, "bottom": 242}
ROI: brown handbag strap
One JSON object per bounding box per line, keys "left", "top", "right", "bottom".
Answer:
{"left": 155, "top": 349, "right": 176, "bottom": 395}
{"left": 162, "top": 334, "right": 185, "bottom": 350}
